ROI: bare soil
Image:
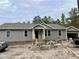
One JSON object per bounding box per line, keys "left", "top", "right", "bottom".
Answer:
{"left": 0, "top": 44, "right": 78, "bottom": 59}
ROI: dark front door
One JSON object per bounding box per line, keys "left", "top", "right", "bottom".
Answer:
{"left": 35, "top": 31, "right": 38, "bottom": 39}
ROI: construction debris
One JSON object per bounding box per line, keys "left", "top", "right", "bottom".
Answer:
{"left": 0, "top": 43, "right": 77, "bottom": 59}
{"left": 30, "top": 39, "right": 61, "bottom": 50}
{"left": 0, "top": 38, "right": 78, "bottom": 59}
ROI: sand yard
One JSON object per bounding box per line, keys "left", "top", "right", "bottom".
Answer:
{"left": 0, "top": 44, "right": 78, "bottom": 59}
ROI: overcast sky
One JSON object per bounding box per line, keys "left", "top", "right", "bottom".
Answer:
{"left": 0, "top": 0, "right": 77, "bottom": 24}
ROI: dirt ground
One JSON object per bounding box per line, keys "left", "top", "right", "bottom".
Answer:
{"left": 0, "top": 44, "right": 78, "bottom": 59}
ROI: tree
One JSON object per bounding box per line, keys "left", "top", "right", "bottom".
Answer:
{"left": 42, "top": 16, "right": 52, "bottom": 24}
{"left": 66, "top": 8, "right": 79, "bottom": 28}
{"left": 69, "top": 8, "right": 77, "bottom": 20}
{"left": 32, "top": 16, "right": 54, "bottom": 24}
{"left": 68, "top": 8, "right": 78, "bottom": 26}
{"left": 42, "top": 16, "right": 49, "bottom": 24}
{"left": 61, "top": 13, "right": 66, "bottom": 25}
{"left": 23, "top": 21, "right": 26, "bottom": 24}
{"left": 27, "top": 21, "right": 30, "bottom": 24}
{"left": 48, "top": 16, "right": 53, "bottom": 23}
{"left": 55, "top": 19, "right": 61, "bottom": 25}
{"left": 32, "top": 16, "right": 42, "bottom": 24}
{"left": 17, "top": 22, "right": 21, "bottom": 23}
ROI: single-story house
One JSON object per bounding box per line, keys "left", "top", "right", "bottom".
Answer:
{"left": 0, "top": 23, "right": 67, "bottom": 42}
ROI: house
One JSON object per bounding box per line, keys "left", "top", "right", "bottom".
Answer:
{"left": 0, "top": 23, "right": 67, "bottom": 42}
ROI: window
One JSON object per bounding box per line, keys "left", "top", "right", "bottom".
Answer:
{"left": 48, "top": 30, "right": 51, "bottom": 36}
{"left": 45, "top": 30, "right": 47, "bottom": 36}
{"left": 59, "top": 30, "right": 61, "bottom": 36}
{"left": 6, "top": 31, "right": 10, "bottom": 37}
{"left": 25, "top": 31, "right": 27, "bottom": 37}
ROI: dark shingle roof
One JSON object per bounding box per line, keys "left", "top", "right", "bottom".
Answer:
{"left": 0, "top": 23, "right": 66, "bottom": 30}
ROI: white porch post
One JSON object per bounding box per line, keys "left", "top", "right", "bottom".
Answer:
{"left": 66, "top": 29, "right": 68, "bottom": 39}
{"left": 43, "top": 29, "right": 45, "bottom": 39}
{"left": 32, "top": 29, "right": 35, "bottom": 40}
{"left": 78, "top": 32, "right": 79, "bottom": 37}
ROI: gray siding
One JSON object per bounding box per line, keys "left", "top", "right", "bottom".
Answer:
{"left": 0, "top": 23, "right": 67, "bottom": 42}
{"left": 0, "top": 30, "right": 32, "bottom": 42}
{"left": 45, "top": 30, "right": 67, "bottom": 40}
{"left": 61, "top": 30, "right": 67, "bottom": 39}
{"left": 0, "top": 29, "right": 67, "bottom": 42}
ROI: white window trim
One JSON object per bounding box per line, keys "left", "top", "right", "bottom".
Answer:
{"left": 25, "top": 30, "right": 28, "bottom": 37}
{"left": 5, "top": 30, "right": 11, "bottom": 38}
{"left": 59, "top": 30, "right": 62, "bottom": 36}
{"left": 45, "top": 30, "right": 51, "bottom": 36}
{"left": 48, "top": 30, "right": 51, "bottom": 36}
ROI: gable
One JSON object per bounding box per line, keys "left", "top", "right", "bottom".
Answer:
{"left": 42, "top": 24, "right": 53, "bottom": 29}
{"left": 67, "top": 26, "right": 79, "bottom": 32}
{"left": 32, "top": 24, "right": 52, "bottom": 29}
{"left": 33, "top": 25, "right": 45, "bottom": 29}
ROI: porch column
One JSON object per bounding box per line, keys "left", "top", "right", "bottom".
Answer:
{"left": 32, "top": 29, "right": 35, "bottom": 40}
{"left": 43, "top": 29, "right": 45, "bottom": 39}
{"left": 78, "top": 32, "right": 79, "bottom": 37}
{"left": 66, "top": 29, "right": 68, "bottom": 40}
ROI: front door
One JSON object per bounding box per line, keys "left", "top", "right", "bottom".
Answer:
{"left": 35, "top": 31, "right": 38, "bottom": 39}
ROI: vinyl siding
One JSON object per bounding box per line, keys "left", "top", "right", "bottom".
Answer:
{"left": 0, "top": 30, "right": 32, "bottom": 42}
{"left": 45, "top": 30, "right": 67, "bottom": 40}
{"left": 0, "top": 29, "right": 67, "bottom": 42}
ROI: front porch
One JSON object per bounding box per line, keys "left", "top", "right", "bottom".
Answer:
{"left": 32, "top": 29, "right": 45, "bottom": 40}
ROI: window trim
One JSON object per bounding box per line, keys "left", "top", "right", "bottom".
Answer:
{"left": 48, "top": 30, "right": 51, "bottom": 36}
{"left": 59, "top": 30, "right": 61, "bottom": 36}
{"left": 45, "top": 30, "right": 51, "bottom": 36}
{"left": 6, "top": 31, "right": 11, "bottom": 38}
{"left": 45, "top": 30, "right": 47, "bottom": 36}
{"left": 25, "top": 30, "right": 27, "bottom": 37}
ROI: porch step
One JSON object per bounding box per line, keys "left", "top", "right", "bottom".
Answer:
{"left": 33, "top": 39, "right": 48, "bottom": 45}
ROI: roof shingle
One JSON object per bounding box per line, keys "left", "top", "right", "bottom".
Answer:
{"left": 0, "top": 23, "right": 66, "bottom": 30}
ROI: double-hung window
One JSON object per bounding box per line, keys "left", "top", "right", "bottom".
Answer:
{"left": 45, "top": 30, "right": 47, "bottom": 36}
{"left": 45, "top": 30, "right": 51, "bottom": 36}
{"left": 25, "top": 31, "right": 27, "bottom": 37}
{"left": 59, "top": 30, "right": 61, "bottom": 36}
{"left": 48, "top": 30, "right": 51, "bottom": 36}
{"left": 6, "top": 31, "right": 10, "bottom": 37}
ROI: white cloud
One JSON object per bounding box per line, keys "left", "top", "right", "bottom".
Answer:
{"left": 10, "top": 5, "right": 17, "bottom": 12}
{"left": 32, "top": 0, "right": 45, "bottom": 2}
{"left": 0, "top": 0, "right": 9, "bottom": 4}
{"left": 0, "top": 0, "right": 77, "bottom": 23}
{"left": 31, "top": 0, "right": 45, "bottom": 4}
{"left": 21, "top": 4, "right": 30, "bottom": 8}
{"left": 0, "top": 0, "right": 11, "bottom": 8}
{"left": 0, "top": 0, "right": 18, "bottom": 12}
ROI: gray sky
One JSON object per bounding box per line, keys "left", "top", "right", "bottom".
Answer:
{"left": 0, "top": 0, "right": 77, "bottom": 24}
